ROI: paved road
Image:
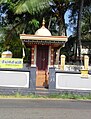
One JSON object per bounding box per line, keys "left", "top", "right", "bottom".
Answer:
{"left": 0, "top": 99, "right": 91, "bottom": 119}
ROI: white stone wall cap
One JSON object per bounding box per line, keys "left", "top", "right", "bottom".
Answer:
{"left": 2, "top": 50, "right": 12, "bottom": 55}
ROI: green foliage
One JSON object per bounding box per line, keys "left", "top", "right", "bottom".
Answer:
{"left": 81, "top": 6, "right": 91, "bottom": 41}
{"left": 0, "top": 0, "right": 7, "bottom": 4}
{"left": 0, "top": 0, "right": 91, "bottom": 61}
{"left": 15, "top": 0, "right": 50, "bottom": 14}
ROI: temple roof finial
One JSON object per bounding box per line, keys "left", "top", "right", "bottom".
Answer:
{"left": 42, "top": 18, "right": 45, "bottom": 27}
{"left": 35, "top": 17, "right": 52, "bottom": 36}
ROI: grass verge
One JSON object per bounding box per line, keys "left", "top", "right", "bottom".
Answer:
{"left": 0, "top": 92, "right": 91, "bottom": 100}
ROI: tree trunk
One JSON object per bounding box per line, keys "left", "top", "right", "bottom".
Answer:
{"left": 74, "top": 40, "right": 77, "bottom": 62}
{"left": 58, "top": 15, "right": 67, "bottom": 36}
{"left": 77, "top": 0, "right": 84, "bottom": 64}
{"left": 48, "top": 16, "right": 52, "bottom": 30}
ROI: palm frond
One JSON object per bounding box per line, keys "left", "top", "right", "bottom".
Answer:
{"left": 0, "top": 0, "right": 7, "bottom": 4}
{"left": 15, "top": 0, "right": 51, "bottom": 14}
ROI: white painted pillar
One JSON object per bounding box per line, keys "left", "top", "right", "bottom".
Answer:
{"left": 84, "top": 55, "right": 89, "bottom": 70}
{"left": 60, "top": 55, "right": 66, "bottom": 71}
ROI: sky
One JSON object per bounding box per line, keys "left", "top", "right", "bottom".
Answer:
{"left": 65, "top": 10, "right": 73, "bottom": 37}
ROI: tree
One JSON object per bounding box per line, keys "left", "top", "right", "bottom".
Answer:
{"left": 81, "top": 5, "right": 91, "bottom": 41}
{"left": 77, "top": 0, "right": 84, "bottom": 63}
{"left": 14, "top": 0, "right": 50, "bottom": 14}
{"left": 50, "top": 0, "right": 72, "bottom": 36}
{"left": 3, "top": 0, "right": 91, "bottom": 63}
{"left": 0, "top": 0, "right": 52, "bottom": 58}
{"left": 68, "top": 0, "right": 91, "bottom": 63}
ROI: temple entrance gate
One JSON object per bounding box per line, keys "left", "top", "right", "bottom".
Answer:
{"left": 36, "top": 45, "right": 49, "bottom": 88}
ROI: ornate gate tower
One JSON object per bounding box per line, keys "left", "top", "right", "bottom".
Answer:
{"left": 20, "top": 19, "right": 68, "bottom": 88}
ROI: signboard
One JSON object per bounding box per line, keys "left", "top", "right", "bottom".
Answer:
{"left": 0, "top": 58, "right": 23, "bottom": 69}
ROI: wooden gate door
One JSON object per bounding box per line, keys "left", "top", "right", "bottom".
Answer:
{"left": 36, "top": 45, "right": 49, "bottom": 87}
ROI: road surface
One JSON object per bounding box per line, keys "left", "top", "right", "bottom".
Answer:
{"left": 0, "top": 99, "right": 91, "bottom": 119}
